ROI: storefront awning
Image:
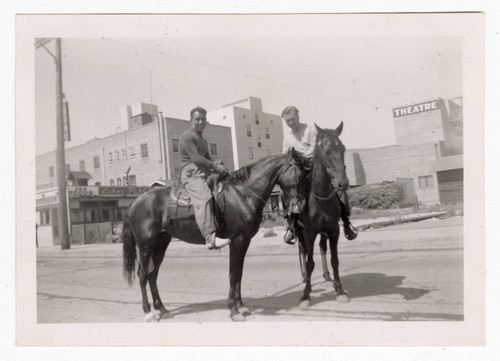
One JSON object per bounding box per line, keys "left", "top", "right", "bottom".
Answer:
{"left": 67, "top": 171, "right": 93, "bottom": 182}
{"left": 430, "top": 154, "right": 463, "bottom": 172}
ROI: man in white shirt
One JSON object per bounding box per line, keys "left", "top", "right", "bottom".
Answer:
{"left": 281, "top": 105, "right": 357, "bottom": 243}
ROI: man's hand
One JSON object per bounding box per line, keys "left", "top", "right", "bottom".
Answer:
{"left": 213, "top": 163, "right": 228, "bottom": 174}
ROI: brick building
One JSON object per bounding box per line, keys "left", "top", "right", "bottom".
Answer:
{"left": 36, "top": 103, "right": 234, "bottom": 246}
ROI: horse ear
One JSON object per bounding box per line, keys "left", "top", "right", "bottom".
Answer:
{"left": 315, "top": 123, "right": 325, "bottom": 141}
{"left": 334, "top": 121, "right": 344, "bottom": 135}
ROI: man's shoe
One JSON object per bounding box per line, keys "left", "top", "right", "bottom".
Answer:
{"left": 343, "top": 222, "right": 358, "bottom": 241}
{"left": 283, "top": 229, "right": 296, "bottom": 245}
{"left": 206, "top": 233, "right": 230, "bottom": 250}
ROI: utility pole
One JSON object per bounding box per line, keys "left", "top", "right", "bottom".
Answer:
{"left": 36, "top": 38, "right": 71, "bottom": 250}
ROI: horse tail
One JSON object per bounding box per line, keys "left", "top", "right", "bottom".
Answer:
{"left": 122, "top": 214, "right": 137, "bottom": 286}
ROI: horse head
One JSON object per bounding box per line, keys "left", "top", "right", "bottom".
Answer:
{"left": 314, "top": 122, "right": 348, "bottom": 191}
{"left": 279, "top": 148, "right": 308, "bottom": 214}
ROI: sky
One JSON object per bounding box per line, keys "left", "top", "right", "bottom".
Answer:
{"left": 34, "top": 15, "right": 462, "bottom": 156}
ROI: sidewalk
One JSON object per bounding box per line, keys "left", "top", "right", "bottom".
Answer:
{"left": 36, "top": 211, "right": 449, "bottom": 258}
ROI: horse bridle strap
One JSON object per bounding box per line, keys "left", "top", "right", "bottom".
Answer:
{"left": 244, "top": 185, "right": 266, "bottom": 204}
{"left": 311, "top": 191, "right": 335, "bottom": 201}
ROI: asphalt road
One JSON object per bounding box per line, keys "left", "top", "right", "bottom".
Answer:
{"left": 36, "top": 216, "right": 463, "bottom": 323}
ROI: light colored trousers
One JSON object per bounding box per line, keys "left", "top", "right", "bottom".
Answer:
{"left": 181, "top": 163, "right": 216, "bottom": 238}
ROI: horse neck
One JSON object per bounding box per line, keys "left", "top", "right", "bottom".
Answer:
{"left": 311, "top": 148, "right": 333, "bottom": 197}
{"left": 243, "top": 155, "right": 287, "bottom": 203}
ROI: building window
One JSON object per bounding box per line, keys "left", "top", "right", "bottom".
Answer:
{"left": 265, "top": 128, "right": 270, "bottom": 139}
{"left": 140, "top": 143, "right": 148, "bottom": 158}
{"left": 40, "top": 209, "right": 51, "bottom": 225}
{"left": 418, "top": 175, "right": 434, "bottom": 189}
{"left": 266, "top": 149, "right": 271, "bottom": 156}
{"left": 122, "top": 148, "right": 127, "bottom": 159}
{"left": 172, "top": 138, "right": 179, "bottom": 152}
{"left": 95, "top": 182, "right": 101, "bottom": 186}
{"left": 128, "top": 175, "right": 136, "bottom": 186}
{"left": 108, "top": 152, "right": 113, "bottom": 162}
{"left": 128, "top": 146, "right": 136, "bottom": 157}
{"left": 210, "top": 143, "right": 218, "bottom": 156}
{"left": 257, "top": 136, "right": 262, "bottom": 148}
{"left": 115, "top": 150, "right": 120, "bottom": 161}
{"left": 102, "top": 209, "right": 110, "bottom": 222}
{"left": 123, "top": 176, "right": 128, "bottom": 186}
{"left": 79, "top": 160, "right": 85, "bottom": 171}
{"left": 93, "top": 156, "right": 100, "bottom": 170}
{"left": 65, "top": 163, "right": 71, "bottom": 176}
{"left": 246, "top": 124, "right": 252, "bottom": 137}
{"left": 49, "top": 166, "right": 54, "bottom": 178}
{"left": 110, "top": 179, "right": 115, "bottom": 186}
{"left": 117, "top": 178, "right": 122, "bottom": 186}
{"left": 222, "top": 116, "right": 227, "bottom": 120}
{"left": 255, "top": 114, "right": 260, "bottom": 125}
{"left": 243, "top": 115, "right": 246, "bottom": 119}
{"left": 248, "top": 147, "right": 254, "bottom": 160}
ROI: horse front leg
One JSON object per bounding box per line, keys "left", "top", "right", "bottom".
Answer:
{"left": 298, "top": 241, "right": 307, "bottom": 283}
{"left": 299, "top": 231, "right": 315, "bottom": 309}
{"left": 319, "top": 234, "right": 333, "bottom": 282}
{"left": 327, "top": 229, "right": 349, "bottom": 303}
{"left": 227, "top": 238, "right": 250, "bottom": 322}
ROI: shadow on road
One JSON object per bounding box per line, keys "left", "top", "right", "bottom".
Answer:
{"left": 340, "top": 272, "right": 431, "bottom": 300}
{"left": 166, "top": 272, "right": 436, "bottom": 320}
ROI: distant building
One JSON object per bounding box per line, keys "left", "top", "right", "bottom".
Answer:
{"left": 345, "top": 97, "right": 463, "bottom": 205}
{"left": 208, "top": 96, "right": 284, "bottom": 169}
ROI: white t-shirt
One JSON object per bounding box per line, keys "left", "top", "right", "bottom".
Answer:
{"left": 283, "top": 123, "right": 317, "bottom": 159}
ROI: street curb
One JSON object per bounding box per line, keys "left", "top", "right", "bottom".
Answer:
{"left": 36, "top": 211, "right": 451, "bottom": 258}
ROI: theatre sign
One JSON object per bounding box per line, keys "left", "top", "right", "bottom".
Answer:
{"left": 393, "top": 99, "right": 439, "bottom": 118}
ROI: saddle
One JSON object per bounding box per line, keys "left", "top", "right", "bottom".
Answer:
{"left": 165, "top": 174, "right": 228, "bottom": 238}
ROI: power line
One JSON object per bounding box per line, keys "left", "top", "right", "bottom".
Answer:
{"left": 100, "top": 38, "right": 381, "bottom": 109}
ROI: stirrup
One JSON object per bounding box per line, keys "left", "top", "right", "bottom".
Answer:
{"left": 206, "top": 234, "right": 230, "bottom": 250}
{"left": 283, "top": 230, "right": 296, "bottom": 245}
{"left": 343, "top": 221, "right": 358, "bottom": 241}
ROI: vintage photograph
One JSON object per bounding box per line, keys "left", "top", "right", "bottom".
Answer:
{"left": 17, "top": 13, "right": 484, "bottom": 346}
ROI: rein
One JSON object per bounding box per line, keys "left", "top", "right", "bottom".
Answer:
{"left": 242, "top": 155, "right": 301, "bottom": 205}
{"left": 311, "top": 190, "right": 335, "bottom": 201}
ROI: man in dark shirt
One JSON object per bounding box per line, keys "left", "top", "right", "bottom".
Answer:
{"left": 179, "top": 106, "right": 230, "bottom": 250}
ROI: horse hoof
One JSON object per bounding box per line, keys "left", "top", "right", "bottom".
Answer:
{"left": 336, "top": 294, "right": 350, "bottom": 303}
{"left": 145, "top": 311, "right": 160, "bottom": 322}
{"left": 239, "top": 306, "right": 251, "bottom": 316}
{"left": 299, "top": 299, "right": 311, "bottom": 309}
{"left": 231, "top": 313, "right": 246, "bottom": 322}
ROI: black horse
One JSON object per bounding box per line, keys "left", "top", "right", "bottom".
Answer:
{"left": 296, "top": 123, "right": 350, "bottom": 307}
{"left": 122, "top": 150, "right": 308, "bottom": 322}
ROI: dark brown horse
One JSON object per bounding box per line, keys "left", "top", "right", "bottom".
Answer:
{"left": 122, "top": 150, "right": 308, "bottom": 322}
{"left": 296, "top": 122, "right": 350, "bottom": 308}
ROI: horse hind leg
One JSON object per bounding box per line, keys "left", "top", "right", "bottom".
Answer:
{"left": 137, "top": 251, "right": 156, "bottom": 321}
{"left": 319, "top": 234, "right": 333, "bottom": 282}
{"left": 147, "top": 233, "right": 172, "bottom": 319}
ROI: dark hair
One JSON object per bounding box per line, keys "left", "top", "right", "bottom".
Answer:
{"left": 190, "top": 106, "right": 207, "bottom": 119}
{"left": 281, "top": 106, "right": 299, "bottom": 118}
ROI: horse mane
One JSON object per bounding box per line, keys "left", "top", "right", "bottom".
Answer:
{"left": 222, "top": 154, "right": 281, "bottom": 185}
